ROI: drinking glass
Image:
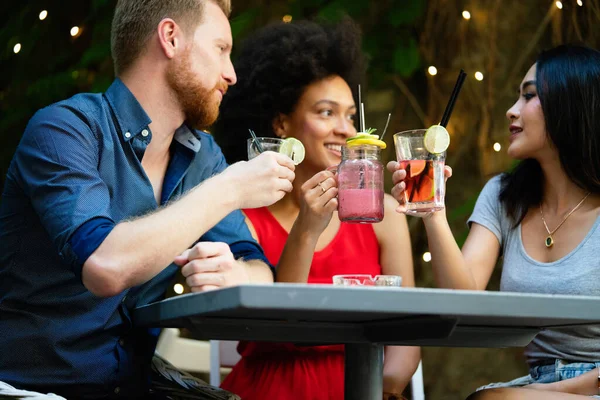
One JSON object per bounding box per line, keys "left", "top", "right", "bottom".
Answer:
{"left": 247, "top": 137, "right": 285, "bottom": 159}
{"left": 393, "top": 129, "right": 446, "bottom": 214}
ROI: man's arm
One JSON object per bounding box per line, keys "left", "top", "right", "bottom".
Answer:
{"left": 17, "top": 106, "right": 292, "bottom": 297}
{"left": 84, "top": 154, "right": 293, "bottom": 296}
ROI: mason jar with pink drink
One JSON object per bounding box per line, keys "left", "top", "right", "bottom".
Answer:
{"left": 336, "top": 141, "right": 386, "bottom": 223}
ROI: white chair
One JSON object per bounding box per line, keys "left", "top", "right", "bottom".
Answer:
{"left": 155, "top": 328, "right": 211, "bottom": 374}
{"left": 209, "top": 340, "right": 241, "bottom": 387}
{"left": 209, "top": 340, "right": 425, "bottom": 400}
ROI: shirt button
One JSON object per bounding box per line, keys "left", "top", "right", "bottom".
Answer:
{"left": 141, "top": 129, "right": 149, "bottom": 137}
{"left": 119, "top": 339, "right": 125, "bottom": 346}
{"left": 121, "top": 295, "right": 127, "bottom": 303}
{"left": 114, "top": 387, "right": 120, "bottom": 394}
{"left": 124, "top": 132, "right": 131, "bottom": 138}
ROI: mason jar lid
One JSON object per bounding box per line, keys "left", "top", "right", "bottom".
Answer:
{"left": 342, "top": 144, "right": 382, "bottom": 161}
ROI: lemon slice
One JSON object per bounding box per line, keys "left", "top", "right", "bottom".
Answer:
{"left": 279, "top": 137, "right": 305, "bottom": 165}
{"left": 423, "top": 125, "right": 450, "bottom": 154}
{"left": 348, "top": 133, "right": 379, "bottom": 142}
{"left": 346, "top": 137, "right": 387, "bottom": 149}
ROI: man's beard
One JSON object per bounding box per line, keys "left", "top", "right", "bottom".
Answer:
{"left": 166, "top": 50, "right": 225, "bottom": 131}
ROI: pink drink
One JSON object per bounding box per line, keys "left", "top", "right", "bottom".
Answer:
{"left": 336, "top": 145, "right": 384, "bottom": 223}
{"left": 338, "top": 188, "right": 384, "bottom": 222}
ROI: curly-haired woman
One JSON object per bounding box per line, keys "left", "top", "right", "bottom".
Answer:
{"left": 213, "top": 18, "right": 420, "bottom": 400}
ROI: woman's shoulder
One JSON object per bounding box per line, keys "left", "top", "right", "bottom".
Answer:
{"left": 474, "top": 174, "right": 506, "bottom": 210}
{"left": 482, "top": 174, "right": 504, "bottom": 194}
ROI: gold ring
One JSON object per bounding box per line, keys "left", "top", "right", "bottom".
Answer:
{"left": 318, "top": 182, "right": 326, "bottom": 193}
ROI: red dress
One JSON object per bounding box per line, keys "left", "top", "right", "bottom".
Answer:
{"left": 220, "top": 207, "right": 381, "bottom": 400}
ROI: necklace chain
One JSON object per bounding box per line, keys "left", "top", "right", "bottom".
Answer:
{"left": 539, "top": 192, "right": 591, "bottom": 248}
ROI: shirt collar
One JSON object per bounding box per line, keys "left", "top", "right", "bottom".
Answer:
{"left": 174, "top": 125, "right": 202, "bottom": 153}
{"left": 104, "top": 78, "right": 152, "bottom": 142}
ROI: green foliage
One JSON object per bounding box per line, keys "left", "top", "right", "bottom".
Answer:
{"left": 393, "top": 38, "right": 421, "bottom": 77}
{"left": 317, "top": 0, "right": 369, "bottom": 21}
{"left": 388, "top": 0, "right": 426, "bottom": 26}
{"left": 231, "top": 7, "right": 261, "bottom": 39}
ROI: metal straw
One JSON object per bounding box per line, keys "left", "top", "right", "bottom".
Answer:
{"left": 248, "top": 129, "right": 264, "bottom": 153}
{"left": 380, "top": 113, "right": 392, "bottom": 141}
{"left": 360, "top": 103, "right": 366, "bottom": 133}
{"left": 358, "top": 84, "right": 362, "bottom": 132}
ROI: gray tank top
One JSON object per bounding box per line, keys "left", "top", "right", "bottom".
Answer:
{"left": 468, "top": 175, "right": 600, "bottom": 365}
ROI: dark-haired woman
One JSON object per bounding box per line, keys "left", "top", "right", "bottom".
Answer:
{"left": 389, "top": 44, "right": 600, "bottom": 397}
{"left": 213, "top": 18, "right": 420, "bottom": 400}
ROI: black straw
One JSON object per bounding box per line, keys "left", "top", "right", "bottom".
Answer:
{"left": 440, "top": 69, "right": 467, "bottom": 128}
{"left": 248, "top": 129, "right": 264, "bottom": 153}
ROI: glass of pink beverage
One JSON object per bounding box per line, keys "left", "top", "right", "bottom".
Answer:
{"left": 393, "top": 129, "right": 446, "bottom": 214}
{"left": 336, "top": 144, "right": 384, "bottom": 223}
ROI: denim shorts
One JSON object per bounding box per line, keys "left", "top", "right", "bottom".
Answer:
{"left": 478, "top": 359, "right": 600, "bottom": 398}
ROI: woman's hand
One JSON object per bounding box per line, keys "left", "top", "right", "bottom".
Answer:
{"left": 295, "top": 170, "right": 338, "bottom": 235}
{"left": 386, "top": 161, "right": 452, "bottom": 217}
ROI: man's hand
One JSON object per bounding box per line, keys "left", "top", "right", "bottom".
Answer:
{"left": 174, "top": 242, "right": 250, "bottom": 292}
{"left": 221, "top": 151, "right": 295, "bottom": 210}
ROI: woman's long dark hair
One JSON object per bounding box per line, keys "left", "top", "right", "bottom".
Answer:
{"left": 500, "top": 44, "right": 600, "bottom": 225}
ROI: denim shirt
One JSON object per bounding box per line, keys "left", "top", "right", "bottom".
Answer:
{"left": 0, "top": 79, "right": 269, "bottom": 399}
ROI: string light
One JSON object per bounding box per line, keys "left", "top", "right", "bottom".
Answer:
{"left": 39, "top": 10, "right": 48, "bottom": 20}
{"left": 422, "top": 252, "right": 432, "bottom": 262}
{"left": 577, "top": 0, "right": 583, "bottom": 5}
{"left": 555, "top": 1, "right": 563, "bottom": 9}
{"left": 173, "top": 284, "right": 184, "bottom": 294}
{"left": 475, "top": 71, "right": 484, "bottom": 81}
{"left": 13, "top": 43, "right": 21, "bottom": 54}
{"left": 493, "top": 142, "right": 502, "bottom": 152}
{"left": 428, "top": 66, "right": 438, "bottom": 76}
{"left": 282, "top": 15, "right": 292, "bottom": 23}
{"left": 70, "top": 26, "right": 80, "bottom": 37}
{"left": 462, "top": 10, "right": 471, "bottom": 20}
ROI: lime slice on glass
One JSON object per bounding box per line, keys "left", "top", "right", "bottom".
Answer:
{"left": 423, "top": 125, "right": 450, "bottom": 154}
{"left": 279, "top": 137, "right": 305, "bottom": 165}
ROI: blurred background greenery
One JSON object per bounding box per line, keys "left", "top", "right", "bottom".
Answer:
{"left": 1, "top": 0, "right": 599, "bottom": 398}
